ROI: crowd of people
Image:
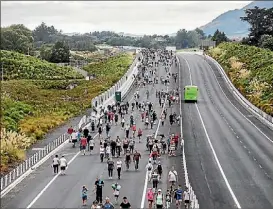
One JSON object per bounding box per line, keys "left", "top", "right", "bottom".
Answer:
{"left": 52, "top": 48, "right": 191, "bottom": 209}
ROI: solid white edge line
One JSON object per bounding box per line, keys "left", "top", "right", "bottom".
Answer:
{"left": 140, "top": 62, "right": 170, "bottom": 209}
{"left": 26, "top": 91, "right": 137, "bottom": 208}
{"left": 203, "top": 57, "right": 273, "bottom": 144}
{"left": 182, "top": 55, "right": 241, "bottom": 209}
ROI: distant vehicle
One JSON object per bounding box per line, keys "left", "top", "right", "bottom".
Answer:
{"left": 184, "top": 85, "right": 198, "bottom": 102}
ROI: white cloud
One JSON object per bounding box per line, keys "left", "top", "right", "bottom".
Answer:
{"left": 1, "top": 1, "right": 252, "bottom": 35}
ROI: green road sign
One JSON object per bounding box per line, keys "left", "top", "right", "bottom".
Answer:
{"left": 115, "top": 91, "right": 121, "bottom": 102}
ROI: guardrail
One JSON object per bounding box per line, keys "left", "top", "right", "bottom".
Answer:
{"left": 0, "top": 52, "right": 143, "bottom": 195}
{"left": 205, "top": 55, "right": 273, "bottom": 130}
{"left": 176, "top": 55, "right": 199, "bottom": 209}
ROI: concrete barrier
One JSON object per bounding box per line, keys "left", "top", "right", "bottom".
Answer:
{"left": 206, "top": 55, "right": 273, "bottom": 130}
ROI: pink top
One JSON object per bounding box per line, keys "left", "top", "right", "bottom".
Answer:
{"left": 147, "top": 190, "right": 154, "bottom": 200}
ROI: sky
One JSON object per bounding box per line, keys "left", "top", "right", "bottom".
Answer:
{"left": 1, "top": 1, "right": 252, "bottom": 35}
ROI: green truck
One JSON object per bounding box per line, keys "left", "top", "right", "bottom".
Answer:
{"left": 184, "top": 85, "right": 198, "bottom": 102}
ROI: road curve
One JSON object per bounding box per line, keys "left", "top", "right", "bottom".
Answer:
{"left": 177, "top": 53, "right": 273, "bottom": 209}
{"left": 1, "top": 53, "right": 184, "bottom": 209}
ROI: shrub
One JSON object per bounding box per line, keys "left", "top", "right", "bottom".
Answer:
{"left": 1, "top": 50, "right": 84, "bottom": 80}
{"left": 208, "top": 43, "right": 273, "bottom": 116}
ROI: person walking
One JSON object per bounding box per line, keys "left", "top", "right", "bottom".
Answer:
{"left": 94, "top": 177, "right": 105, "bottom": 204}
{"left": 116, "top": 159, "right": 122, "bottom": 179}
{"left": 52, "top": 154, "right": 60, "bottom": 175}
{"left": 107, "top": 157, "right": 115, "bottom": 179}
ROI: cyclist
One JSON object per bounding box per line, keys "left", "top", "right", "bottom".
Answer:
{"left": 151, "top": 170, "right": 159, "bottom": 192}
{"left": 147, "top": 188, "right": 154, "bottom": 209}
{"left": 133, "top": 150, "right": 141, "bottom": 170}
{"left": 183, "top": 187, "right": 191, "bottom": 209}
{"left": 81, "top": 185, "right": 88, "bottom": 206}
{"left": 125, "top": 150, "right": 131, "bottom": 170}
{"left": 174, "top": 185, "right": 183, "bottom": 208}
{"left": 146, "top": 159, "right": 153, "bottom": 182}
{"left": 155, "top": 189, "right": 164, "bottom": 208}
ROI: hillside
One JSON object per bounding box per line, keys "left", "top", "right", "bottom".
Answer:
{"left": 1, "top": 50, "right": 83, "bottom": 80}
{"left": 208, "top": 43, "right": 273, "bottom": 116}
{"left": 200, "top": 1, "right": 273, "bottom": 38}
{"left": 1, "top": 52, "right": 134, "bottom": 173}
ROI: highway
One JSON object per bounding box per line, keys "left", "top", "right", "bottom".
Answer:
{"left": 1, "top": 53, "right": 184, "bottom": 209}
{"left": 177, "top": 53, "right": 273, "bottom": 209}
{"left": 2, "top": 51, "right": 273, "bottom": 209}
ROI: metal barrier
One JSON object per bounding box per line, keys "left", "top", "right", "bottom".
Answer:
{"left": 1, "top": 52, "right": 143, "bottom": 193}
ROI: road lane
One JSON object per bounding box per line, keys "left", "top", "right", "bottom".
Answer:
{"left": 178, "top": 53, "right": 273, "bottom": 209}
{"left": 2, "top": 51, "right": 186, "bottom": 209}
{"left": 1, "top": 66, "right": 149, "bottom": 209}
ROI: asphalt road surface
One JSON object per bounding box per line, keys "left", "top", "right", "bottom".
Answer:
{"left": 177, "top": 53, "right": 273, "bottom": 209}
{"left": 1, "top": 55, "right": 184, "bottom": 209}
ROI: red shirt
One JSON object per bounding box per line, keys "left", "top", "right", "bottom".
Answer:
{"left": 80, "top": 137, "right": 87, "bottom": 146}
{"left": 67, "top": 128, "right": 73, "bottom": 135}
{"left": 132, "top": 125, "right": 136, "bottom": 131}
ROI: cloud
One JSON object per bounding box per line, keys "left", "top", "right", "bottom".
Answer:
{"left": 1, "top": 1, "right": 252, "bottom": 34}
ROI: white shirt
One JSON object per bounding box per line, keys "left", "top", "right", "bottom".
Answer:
{"left": 106, "top": 146, "right": 111, "bottom": 154}
{"left": 122, "top": 118, "right": 125, "bottom": 123}
{"left": 146, "top": 163, "right": 153, "bottom": 171}
{"left": 90, "top": 139, "right": 95, "bottom": 146}
{"left": 116, "top": 160, "right": 122, "bottom": 168}
{"left": 71, "top": 132, "right": 77, "bottom": 139}
{"left": 100, "top": 147, "right": 105, "bottom": 154}
{"left": 183, "top": 191, "right": 190, "bottom": 200}
{"left": 52, "top": 157, "right": 59, "bottom": 165}
{"left": 125, "top": 125, "right": 130, "bottom": 131}
{"left": 60, "top": 158, "right": 67, "bottom": 167}
{"left": 168, "top": 170, "right": 178, "bottom": 181}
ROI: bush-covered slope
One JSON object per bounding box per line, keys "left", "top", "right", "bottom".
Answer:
{"left": 208, "top": 42, "right": 273, "bottom": 116}
{"left": 1, "top": 53, "right": 134, "bottom": 174}
{"left": 1, "top": 50, "right": 83, "bottom": 80}
{"left": 84, "top": 53, "right": 134, "bottom": 84}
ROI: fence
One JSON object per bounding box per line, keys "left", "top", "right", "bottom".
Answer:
{"left": 1, "top": 52, "right": 143, "bottom": 194}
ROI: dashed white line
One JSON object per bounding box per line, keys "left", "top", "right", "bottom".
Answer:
{"left": 181, "top": 55, "right": 241, "bottom": 208}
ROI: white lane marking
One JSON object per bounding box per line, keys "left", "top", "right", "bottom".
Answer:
{"left": 26, "top": 91, "right": 138, "bottom": 208}
{"left": 204, "top": 58, "right": 273, "bottom": 144}
{"left": 181, "top": 55, "right": 242, "bottom": 208}
{"left": 26, "top": 149, "right": 82, "bottom": 208}
{"left": 140, "top": 70, "right": 169, "bottom": 209}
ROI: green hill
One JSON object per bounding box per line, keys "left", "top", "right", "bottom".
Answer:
{"left": 208, "top": 42, "right": 273, "bottom": 116}
{"left": 1, "top": 50, "right": 84, "bottom": 80}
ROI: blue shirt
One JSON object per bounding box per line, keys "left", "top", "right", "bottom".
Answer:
{"left": 176, "top": 189, "right": 183, "bottom": 200}
{"left": 103, "top": 203, "right": 113, "bottom": 209}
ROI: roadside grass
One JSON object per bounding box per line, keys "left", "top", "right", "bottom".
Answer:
{"left": 208, "top": 42, "right": 273, "bottom": 116}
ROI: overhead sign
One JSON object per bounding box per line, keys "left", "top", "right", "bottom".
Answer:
{"left": 200, "top": 40, "right": 216, "bottom": 48}
{"left": 166, "top": 46, "right": 176, "bottom": 52}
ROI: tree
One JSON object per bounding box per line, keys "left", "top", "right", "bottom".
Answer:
{"left": 195, "top": 28, "right": 206, "bottom": 40}
{"left": 212, "top": 29, "right": 229, "bottom": 45}
{"left": 241, "top": 7, "right": 273, "bottom": 46}
{"left": 0, "top": 24, "right": 33, "bottom": 54}
{"left": 49, "top": 41, "right": 70, "bottom": 63}
{"left": 33, "top": 22, "right": 59, "bottom": 43}
{"left": 258, "top": 35, "right": 273, "bottom": 51}
{"left": 39, "top": 44, "right": 53, "bottom": 61}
